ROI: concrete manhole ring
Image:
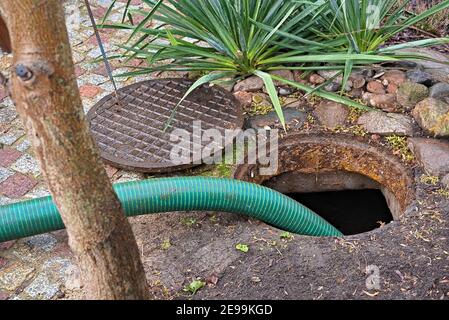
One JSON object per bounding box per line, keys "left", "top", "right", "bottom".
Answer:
{"left": 234, "top": 132, "right": 416, "bottom": 233}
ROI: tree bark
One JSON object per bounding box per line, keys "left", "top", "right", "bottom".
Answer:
{"left": 0, "top": 14, "right": 11, "bottom": 53}
{"left": 0, "top": 1, "right": 149, "bottom": 299}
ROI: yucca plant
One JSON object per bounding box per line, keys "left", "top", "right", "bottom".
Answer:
{"left": 313, "top": 0, "right": 449, "bottom": 53}
{"left": 101, "top": 0, "right": 393, "bottom": 129}
{"left": 101, "top": 0, "right": 449, "bottom": 129}
{"left": 285, "top": 0, "right": 449, "bottom": 90}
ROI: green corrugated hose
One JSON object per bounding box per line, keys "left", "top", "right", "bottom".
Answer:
{"left": 0, "top": 177, "right": 343, "bottom": 242}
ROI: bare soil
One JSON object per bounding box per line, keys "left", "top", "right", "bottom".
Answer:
{"left": 129, "top": 166, "right": 449, "bottom": 300}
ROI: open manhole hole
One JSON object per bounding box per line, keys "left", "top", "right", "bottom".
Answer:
{"left": 235, "top": 133, "right": 415, "bottom": 236}
{"left": 87, "top": 78, "right": 243, "bottom": 173}
{"left": 287, "top": 190, "right": 392, "bottom": 236}
{"left": 272, "top": 188, "right": 393, "bottom": 236}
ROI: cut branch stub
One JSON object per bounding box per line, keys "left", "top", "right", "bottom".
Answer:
{"left": 15, "top": 64, "right": 34, "bottom": 81}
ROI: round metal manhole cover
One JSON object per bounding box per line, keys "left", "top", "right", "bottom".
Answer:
{"left": 87, "top": 78, "right": 243, "bottom": 173}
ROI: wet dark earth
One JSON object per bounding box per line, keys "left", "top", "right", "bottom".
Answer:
{"left": 124, "top": 133, "right": 449, "bottom": 301}
{"left": 127, "top": 167, "right": 449, "bottom": 300}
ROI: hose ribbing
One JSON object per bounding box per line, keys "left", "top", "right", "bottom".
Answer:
{"left": 0, "top": 177, "right": 343, "bottom": 242}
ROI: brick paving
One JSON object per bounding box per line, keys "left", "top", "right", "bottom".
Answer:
{"left": 0, "top": 0, "right": 151, "bottom": 300}
{"left": 0, "top": 173, "right": 38, "bottom": 199}
{"left": 0, "top": 148, "right": 22, "bottom": 167}
{"left": 0, "top": 0, "right": 449, "bottom": 301}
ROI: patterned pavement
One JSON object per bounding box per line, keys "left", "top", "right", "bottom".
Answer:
{"left": 0, "top": 0, "right": 151, "bottom": 299}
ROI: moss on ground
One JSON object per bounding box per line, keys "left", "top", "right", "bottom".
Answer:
{"left": 385, "top": 135, "right": 415, "bottom": 162}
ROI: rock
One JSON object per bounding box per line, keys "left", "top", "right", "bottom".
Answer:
{"left": 324, "top": 82, "right": 340, "bottom": 92}
{"left": 293, "top": 70, "right": 304, "bottom": 82}
{"left": 362, "top": 92, "right": 372, "bottom": 101}
{"left": 357, "top": 111, "right": 414, "bottom": 136}
{"left": 406, "top": 69, "right": 433, "bottom": 87}
{"left": 350, "top": 74, "right": 366, "bottom": 89}
{"left": 290, "top": 77, "right": 308, "bottom": 94}
{"left": 233, "top": 91, "right": 253, "bottom": 108}
{"left": 387, "top": 83, "right": 398, "bottom": 94}
{"left": 343, "top": 80, "right": 353, "bottom": 92}
{"left": 382, "top": 70, "right": 406, "bottom": 86}
{"left": 381, "top": 61, "right": 418, "bottom": 69}
{"left": 282, "top": 97, "right": 298, "bottom": 105}
{"left": 318, "top": 70, "right": 340, "bottom": 80}
{"left": 318, "top": 70, "right": 345, "bottom": 85}
{"left": 314, "top": 100, "right": 349, "bottom": 129}
{"left": 234, "top": 76, "right": 264, "bottom": 92}
{"left": 270, "top": 70, "right": 294, "bottom": 87}
{"left": 359, "top": 69, "right": 375, "bottom": 78}
{"left": 412, "top": 98, "right": 449, "bottom": 137}
{"left": 349, "top": 88, "right": 363, "bottom": 99}
{"left": 373, "top": 71, "right": 385, "bottom": 79}
{"left": 441, "top": 173, "right": 449, "bottom": 188}
{"left": 396, "top": 81, "right": 429, "bottom": 111}
{"left": 219, "top": 80, "right": 234, "bottom": 92}
{"left": 279, "top": 87, "right": 294, "bottom": 96}
{"left": 398, "top": 48, "right": 449, "bottom": 83}
{"left": 367, "top": 81, "right": 386, "bottom": 94}
{"left": 430, "top": 83, "right": 449, "bottom": 100}
{"left": 283, "top": 98, "right": 303, "bottom": 109}
{"left": 408, "top": 138, "right": 449, "bottom": 176}
{"left": 245, "top": 108, "right": 307, "bottom": 130}
{"left": 309, "top": 73, "right": 326, "bottom": 85}
{"left": 363, "top": 93, "right": 401, "bottom": 113}
{"left": 251, "top": 93, "right": 272, "bottom": 109}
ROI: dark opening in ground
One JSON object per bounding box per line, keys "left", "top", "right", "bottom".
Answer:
{"left": 287, "top": 189, "right": 394, "bottom": 235}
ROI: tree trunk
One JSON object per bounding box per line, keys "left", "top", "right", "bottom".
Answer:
{"left": 0, "top": 1, "right": 149, "bottom": 299}
{"left": 0, "top": 15, "right": 11, "bottom": 53}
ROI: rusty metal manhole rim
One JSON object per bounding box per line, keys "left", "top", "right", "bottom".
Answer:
{"left": 234, "top": 132, "right": 416, "bottom": 217}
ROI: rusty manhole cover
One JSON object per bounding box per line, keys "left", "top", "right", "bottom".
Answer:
{"left": 87, "top": 78, "right": 243, "bottom": 173}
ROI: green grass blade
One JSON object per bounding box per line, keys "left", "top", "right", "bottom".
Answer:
{"left": 377, "top": 38, "right": 449, "bottom": 53}
{"left": 101, "top": 0, "right": 118, "bottom": 24}
{"left": 270, "top": 74, "right": 372, "bottom": 111}
{"left": 127, "top": 0, "right": 164, "bottom": 43}
{"left": 254, "top": 71, "right": 286, "bottom": 131}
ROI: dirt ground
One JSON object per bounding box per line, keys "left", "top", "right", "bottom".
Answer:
{"left": 122, "top": 165, "right": 448, "bottom": 300}
{"left": 1, "top": 0, "right": 448, "bottom": 300}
